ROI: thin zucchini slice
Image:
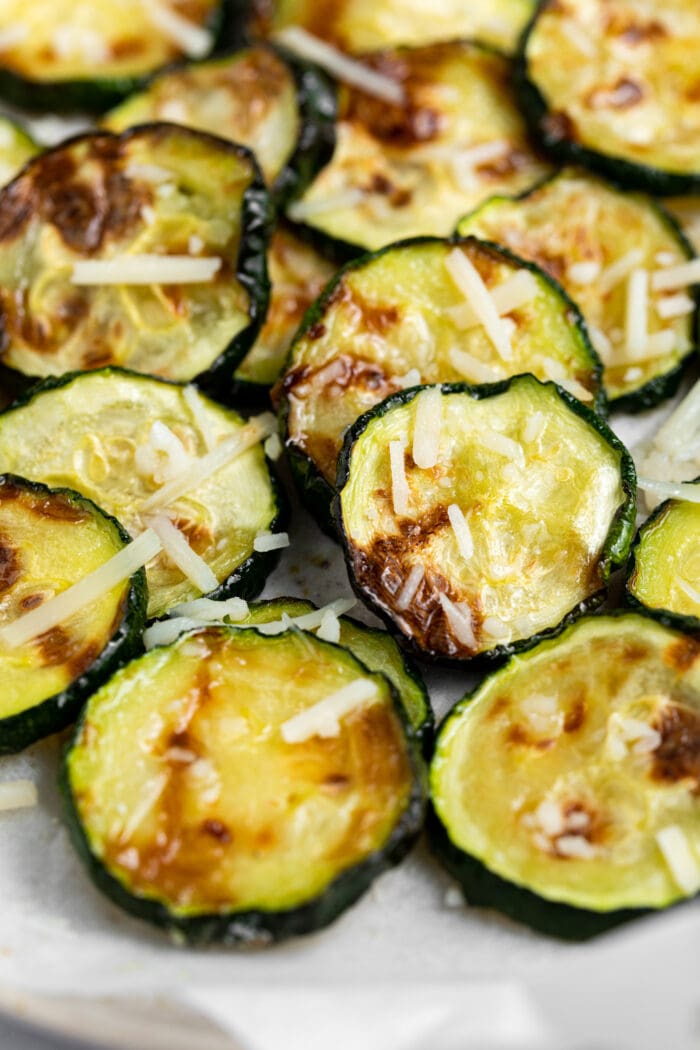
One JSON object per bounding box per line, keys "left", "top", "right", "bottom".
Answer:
{"left": 251, "top": 0, "right": 535, "bottom": 56}
{"left": 280, "top": 236, "right": 602, "bottom": 526}
{"left": 430, "top": 612, "right": 700, "bottom": 939}
{"left": 518, "top": 0, "right": 700, "bottom": 194}
{"left": 63, "top": 625, "right": 425, "bottom": 944}
{"left": 0, "top": 1, "right": 223, "bottom": 113}
{"left": 336, "top": 376, "right": 636, "bottom": 664}
{"left": 0, "top": 369, "right": 284, "bottom": 619}
{"left": 233, "top": 226, "right": 336, "bottom": 400}
{"left": 286, "top": 40, "right": 550, "bottom": 256}
{"left": 103, "top": 44, "right": 336, "bottom": 206}
{"left": 0, "top": 115, "right": 37, "bottom": 187}
{"left": 0, "top": 125, "right": 271, "bottom": 393}
{"left": 665, "top": 197, "right": 700, "bottom": 254}
{"left": 626, "top": 486, "right": 700, "bottom": 632}
{"left": 458, "top": 170, "right": 697, "bottom": 410}
{"left": 0, "top": 474, "right": 146, "bottom": 755}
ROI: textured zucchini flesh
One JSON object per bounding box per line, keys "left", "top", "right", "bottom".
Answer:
{"left": 519, "top": 0, "right": 700, "bottom": 193}
{"left": 627, "top": 491, "right": 700, "bottom": 632}
{"left": 0, "top": 474, "right": 146, "bottom": 754}
{"left": 288, "top": 41, "right": 550, "bottom": 254}
{"left": 63, "top": 625, "right": 424, "bottom": 944}
{"left": 103, "top": 45, "right": 336, "bottom": 204}
{"left": 0, "top": 125, "right": 271, "bottom": 389}
{"left": 0, "top": 116, "right": 37, "bottom": 187}
{"left": 430, "top": 613, "right": 700, "bottom": 938}
{"left": 458, "top": 170, "right": 697, "bottom": 409}
{"left": 0, "top": 0, "right": 221, "bottom": 112}
{"left": 0, "top": 370, "right": 283, "bottom": 619}
{"left": 234, "top": 226, "right": 336, "bottom": 393}
{"left": 253, "top": 0, "right": 535, "bottom": 54}
{"left": 239, "top": 597, "right": 432, "bottom": 742}
{"left": 281, "top": 236, "right": 602, "bottom": 517}
{"left": 336, "top": 376, "right": 636, "bottom": 663}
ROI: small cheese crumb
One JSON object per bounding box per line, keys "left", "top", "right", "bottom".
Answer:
{"left": 447, "top": 504, "right": 474, "bottom": 561}
{"left": 316, "top": 607, "right": 341, "bottom": 643}
{"left": 0, "top": 779, "right": 38, "bottom": 811}
{"left": 253, "top": 531, "right": 290, "bottom": 553}
{"left": 567, "top": 261, "right": 601, "bottom": 286}
{"left": 655, "top": 294, "right": 695, "bottom": 320}
{"left": 651, "top": 259, "right": 700, "bottom": 292}
{"left": 412, "top": 387, "right": 442, "bottom": 470}
{"left": 141, "top": 0, "right": 214, "bottom": 57}
{"left": 389, "top": 439, "right": 410, "bottom": 516}
{"left": 264, "top": 432, "right": 283, "bottom": 460}
{"left": 656, "top": 825, "right": 700, "bottom": 895}
{"left": 438, "top": 594, "right": 476, "bottom": 649}
{"left": 449, "top": 347, "right": 504, "bottom": 383}
{"left": 598, "top": 249, "right": 644, "bottom": 294}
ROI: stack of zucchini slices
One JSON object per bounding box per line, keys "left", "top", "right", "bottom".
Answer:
{"left": 0, "top": 0, "right": 699, "bottom": 947}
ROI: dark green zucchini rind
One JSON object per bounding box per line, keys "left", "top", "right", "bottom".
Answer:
{"left": 0, "top": 3, "right": 225, "bottom": 114}
{"left": 516, "top": 0, "right": 700, "bottom": 195}
{"left": 429, "top": 612, "right": 700, "bottom": 938}
{"left": 0, "top": 124, "right": 272, "bottom": 397}
{"left": 0, "top": 474, "right": 147, "bottom": 755}
{"left": 334, "top": 375, "right": 636, "bottom": 667}
{"left": 61, "top": 625, "right": 426, "bottom": 945}
{"left": 458, "top": 170, "right": 698, "bottom": 412}
{"left": 0, "top": 115, "right": 38, "bottom": 188}
{"left": 280, "top": 235, "right": 604, "bottom": 530}
{"left": 0, "top": 368, "right": 285, "bottom": 620}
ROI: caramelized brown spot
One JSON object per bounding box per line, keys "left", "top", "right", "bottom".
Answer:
{"left": 651, "top": 705, "right": 700, "bottom": 793}
{"left": 168, "top": 729, "right": 193, "bottom": 751}
{"left": 111, "top": 38, "right": 146, "bottom": 59}
{"left": 307, "top": 322, "right": 326, "bottom": 341}
{"left": 542, "top": 110, "right": 577, "bottom": 144}
{"left": 19, "top": 594, "right": 43, "bottom": 611}
{"left": 0, "top": 538, "right": 20, "bottom": 595}
{"left": 664, "top": 636, "right": 700, "bottom": 673}
{"left": 564, "top": 696, "right": 586, "bottom": 733}
{"left": 33, "top": 494, "right": 89, "bottom": 523}
{"left": 322, "top": 773, "right": 351, "bottom": 791}
{"left": 506, "top": 724, "right": 556, "bottom": 751}
{"left": 201, "top": 819, "right": 232, "bottom": 844}
{"left": 586, "top": 78, "right": 645, "bottom": 111}
{"left": 171, "top": 518, "right": 213, "bottom": 555}
{"left": 36, "top": 625, "right": 100, "bottom": 678}
{"left": 81, "top": 345, "right": 115, "bottom": 369}
{"left": 344, "top": 77, "right": 441, "bottom": 149}
{"left": 0, "top": 182, "right": 33, "bottom": 242}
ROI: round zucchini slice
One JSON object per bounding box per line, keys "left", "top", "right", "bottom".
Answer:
{"left": 62, "top": 625, "right": 425, "bottom": 944}
{"left": 233, "top": 225, "right": 336, "bottom": 400}
{"left": 281, "top": 236, "right": 602, "bottom": 527}
{"left": 0, "top": 0, "right": 223, "bottom": 113}
{"left": 518, "top": 0, "right": 700, "bottom": 194}
{"left": 626, "top": 486, "right": 700, "bottom": 632}
{"left": 0, "top": 115, "right": 37, "bottom": 187}
{"left": 286, "top": 40, "right": 550, "bottom": 257}
{"left": 252, "top": 0, "right": 535, "bottom": 55}
{"left": 0, "top": 124, "right": 271, "bottom": 392}
{"left": 103, "top": 44, "right": 336, "bottom": 206}
{"left": 458, "top": 170, "right": 698, "bottom": 410}
{"left": 430, "top": 612, "right": 700, "bottom": 939}
{"left": 336, "top": 375, "right": 636, "bottom": 664}
{"left": 0, "top": 474, "right": 146, "bottom": 755}
{"left": 0, "top": 369, "right": 284, "bottom": 620}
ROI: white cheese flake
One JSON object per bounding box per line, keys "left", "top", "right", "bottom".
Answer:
{"left": 182, "top": 384, "right": 216, "bottom": 452}
{"left": 481, "top": 615, "right": 510, "bottom": 640}
{"left": 281, "top": 678, "right": 379, "bottom": 742}
{"left": 449, "top": 347, "right": 504, "bottom": 383}
{"left": 134, "top": 420, "right": 192, "bottom": 486}
{"left": 396, "top": 564, "right": 425, "bottom": 611}
{"left": 598, "top": 249, "right": 644, "bottom": 295}
{"left": 588, "top": 324, "right": 613, "bottom": 362}
{"left": 287, "top": 188, "right": 366, "bottom": 222}
{"left": 448, "top": 269, "right": 539, "bottom": 330}
{"left": 651, "top": 259, "right": 700, "bottom": 292}
{"left": 72, "top": 255, "right": 222, "bottom": 286}
{"left": 447, "top": 504, "right": 474, "bottom": 562}
{"left": 255, "top": 598, "right": 356, "bottom": 637}
{"left": 394, "top": 368, "right": 421, "bottom": 389}
{"left": 264, "top": 432, "right": 283, "bottom": 460}
{"left": 556, "top": 835, "right": 598, "bottom": 860}
{"left": 316, "top": 607, "right": 341, "bottom": 643}
{"left": 523, "top": 411, "right": 546, "bottom": 445}
{"left": 479, "top": 427, "right": 524, "bottom": 465}
{"left": 412, "top": 388, "right": 442, "bottom": 470}
{"left": 253, "top": 531, "right": 290, "bottom": 553}
{"left": 656, "top": 825, "right": 700, "bottom": 895}
{"left": 141, "top": 0, "right": 214, "bottom": 57}
{"left": 625, "top": 269, "right": 649, "bottom": 357}
{"left": 169, "top": 596, "right": 250, "bottom": 622}
{"left": 449, "top": 140, "right": 512, "bottom": 191}
{"left": 438, "top": 594, "right": 476, "bottom": 649}
{"left": 145, "top": 514, "right": 218, "bottom": 594}
{"left": 126, "top": 161, "right": 173, "bottom": 184}
{"left": 143, "top": 615, "right": 202, "bottom": 649}
{"left": 560, "top": 18, "right": 596, "bottom": 56}
{"left": 655, "top": 293, "right": 695, "bottom": 320}
{"left": 0, "top": 779, "right": 38, "bottom": 811}
{"left": 637, "top": 477, "right": 700, "bottom": 505}
{"left": 0, "top": 25, "right": 28, "bottom": 51}
{"left": 567, "top": 260, "right": 601, "bottom": 285}
{"left": 445, "top": 249, "right": 513, "bottom": 362}
{"left": 389, "top": 439, "right": 410, "bottom": 516}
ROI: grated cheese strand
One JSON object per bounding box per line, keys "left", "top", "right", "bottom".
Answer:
{"left": 655, "top": 294, "right": 695, "bottom": 320}
{"left": 281, "top": 678, "right": 379, "bottom": 743}
{"left": 72, "top": 255, "right": 221, "bottom": 286}
{"left": 656, "top": 825, "right": 700, "bottom": 895}
{"left": 0, "top": 779, "right": 38, "bottom": 811}
{"left": 447, "top": 270, "right": 538, "bottom": 330}
{"left": 651, "top": 258, "right": 700, "bottom": 293}
{"left": 625, "top": 269, "right": 648, "bottom": 358}
{"left": 253, "top": 531, "right": 290, "bottom": 553}
{"left": 143, "top": 616, "right": 203, "bottom": 649}
{"left": 449, "top": 347, "right": 504, "bottom": 383}
{"left": 445, "top": 249, "right": 513, "bottom": 361}
{"left": 412, "top": 388, "right": 442, "bottom": 470}
{"left": 389, "top": 439, "right": 410, "bottom": 516}
{"left": 316, "top": 607, "right": 341, "bottom": 643}
{"left": 677, "top": 577, "right": 700, "bottom": 607}
{"left": 637, "top": 477, "right": 700, "bottom": 505}
{"left": 396, "top": 564, "right": 425, "bottom": 611}
{"left": 140, "top": 0, "right": 214, "bottom": 57}
{"left": 287, "top": 188, "right": 366, "bottom": 222}
{"left": 183, "top": 385, "right": 216, "bottom": 452}
{"left": 447, "top": 504, "right": 474, "bottom": 561}
{"left": 169, "top": 596, "right": 249, "bottom": 621}
{"left": 439, "top": 594, "right": 476, "bottom": 649}
{"left": 598, "top": 249, "right": 644, "bottom": 295}
{"left": 255, "top": 598, "right": 356, "bottom": 637}
{"left": 145, "top": 514, "right": 218, "bottom": 594}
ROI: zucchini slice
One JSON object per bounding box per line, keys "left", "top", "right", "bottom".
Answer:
{"left": 0, "top": 369, "right": 284, "bottom": 620}
{"left": 251, "top": 0, "right": 535, "bottom": 56}
{"left": 286, "top": 40, "right": 550, "bottom": 256}
{"left": 626, "top": 487, "right": 700, "bottom": 632}
{"left": 429, "top": 612, "right": 700, "bottom": 939}
{"left": 0, "top": 474, "right": 146, "bottom": 755}
{"left": 280, "top": 236, "right": 602, "bottom": 526}
{"left": 518, "top": 0, "right": 700, "bottom": 194}
{"left": 233, "top": 225, "right": 336, "bottom": 399}
{"left": 0, "top": 0, "right": 223, "bottom": 113}
{"left": 458, "top": 170, "right": 697, "bottom": 410}
{"left": 335, "top": 375, "right": 636, "bottom": 664}
{"left": 0, "top": 115, "right": 37, "bottom": 187}
{"left": 103, "top": 44, "right": 336, "bottom": 206}
{"left": 63, "top": 625, "right": 425, "bottom": 944}
{"left": 0, "top": 124, "right": 271, "bottom": 392}
{"left": 665, "top": 197, "right": 700, "bottom": 254}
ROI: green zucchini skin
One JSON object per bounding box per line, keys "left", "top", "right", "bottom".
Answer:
{"left": 0, "top": 474, "right": 148, "bottom": 755}
{"left": 333, "top": 376, "right": 637, "bottom": 668}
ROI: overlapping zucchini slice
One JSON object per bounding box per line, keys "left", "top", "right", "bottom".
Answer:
{"left": 518, "top": 0, "right": 700, "bottom": 194}
{"left": 251, "top": 0, "right": 535, "bottom": 56}
{"left": 336, "top": 376, "right": 636, "bottom": 663}
{"left": 0, "top": 369, "right": 284, "bottom": 619}
{"left": 627, "top": 486, "right": 700, "bottom": 632}
{"left": 0, "top": 125, "right": 271, "bottom": 391}
{"left": 430, "top": 613, "right": 700, "bottom": 939}
{"left": 63, "top": 625, "right": 425, "bottom": 944}
{"left": 280, "top": 236, "right": 602, "bottom": 524}
{"left": 0, "top": 475, "right": 146, "bottom": 754}
{"left": 0, "top": 116, "right": 37, "bottom": 187}
{"left": 103, "top": 44, "right": 336, "bottom": 205}
{"left": 0, "top": 0, "right": 223, "bottom": 113}
{"left": 458, "top": 170, "right": 697, "bottom": 409}
{"left": 286, "top": 40, "right": 550, "bottom": 255}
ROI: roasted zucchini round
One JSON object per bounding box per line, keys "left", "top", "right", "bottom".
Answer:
{"left": 0, "top": 0, "right": 224, "bottom": 113}
{"left": 430, "top": 612, "right": 700, "bottom": 939}
{"left": 518, "top": 0, "right": 700, "bottom": 194}
{"left": 103, "top": 44, "right": 336, "bottom": 206}
{"left": 335, "top": 375, "right": 636, "bottom": 664}
{"left": 0, "top": 369, "right": 284, "bottom": 619}
{"left": 0, "top": 124, "right": 271, "bottom": 392}
{"left": 0, "top": 474, "right": 146, "bottom": 755}
{"left": 458, "top": 170, "right": 698, "bottom": 410}
{"left": 63, "top": 624, "right": 425, "bottom": 945}
{"left": 286, "top": 40, "right": 550, "bottom": 257}
{"left": 281, "top": 236, "right": 602, "bottom": 528}
{"left": 0, "top": 115, "right": 37, "bottom": 187}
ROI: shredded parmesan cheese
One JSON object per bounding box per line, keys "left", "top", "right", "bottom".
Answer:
{"left": 253, "top": 531, "right": 290, "bottom": 553}
{"left": 448, "top": 270, "right": 538, "bottom": 330}
{"left": 255, "top": 598, "right": 356, "bottom": 637}
{"left": 625, "top": 269, "right": 649, "bottom": 357}
{"left": 0, "top": 25, "right": 28, "bottom": 51}
{"left": 126, "top": 162, "right": 173, "bottom": 184}
{"left": 53, "top": 26, "right": 109, "bottom": 62}
{"left": 72, "top": 255, "right": 221, "bottom": 286}
{"left": 598, "top": 249, "right": 644, "bottom": 295}
{"left": 449, "top": 140, "right": 512, "bottom": 191}
{"left": 445, "top": 249, "right": 514, "bottom": 361}
{"left": 134, "top": 421, "right": 192, "bottom": 485}
{"left": 264, "top": 432, "right": 283, "bottom": 460}
{"left": 281, "top": 678, "right": 379, "bottom": 742}
{"left": 481, "top": 615, "right": 510, "bottom": 640}
{"left": 182, "top": 384, "right": 216, "bottom": 452}
{"left": 447, "top": 504, "right": 474, "bottom": 562}
{"left": 141, "top": 0, "right": 213, "bottom": 57}
{"left": 651, "top": 259, "right": 700, "bottom": 292}
{"left": 656, "top": 825, "right": 700, "bottom": 895}
{"left": 637, "top": 477, "right": 700, "bottom": 505}
{"left": 0, "top": 779, "right": 37, "bottom": 811}
{"left": 655, "top": 293, "right": 695, "bottom": 319}
{"left": 480, "top": 427, "right": 524, "bottom": 465}
{"left": 556, "top": 835, "right": 597, "bottom": 860}
{"left": 145, "top": 514, "right": 218, "bottom": 593}
{"left": 396, "top": 564, "right": 425, "bottom": 611}
{"left": 170, "top": 596, "right": 249, "bottom": 622}
{"left": 677, "top": 577, "right": 700, "bottom": 607}
{"left": 523, "top": 411, "right": 546, "bottom": 445}
{"left": 438, "top": 594, "right": 476, "bottom": 649}
{"left": 394, "top": 368, "right": 421, "bottom": 389}
{"left": 560, "top": 18, "right": 596, "bottom": 56}
{"left": 412, "top": 388, "right": 442, "bottom": 470}
{"left": 389, "top": 439, "right": 410, "bottom": 516}
{"left": 287, "top": 188, "right": 366, "bottom": 222}
{"left": 567, "top": 261, "right": 601, "bottom": 286}
{"left": 316, "top": 607, "right": 341, "bottom": 643}
{"left": 588, "top": 324, "right": 613, "bottom": 362}
{"left": 449, "top": 347, "right": 504, "bottom": 383}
